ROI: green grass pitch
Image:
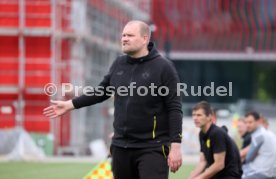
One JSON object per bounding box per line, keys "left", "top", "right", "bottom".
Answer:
{"left": 0, "top": 162, "right": 194, "bottom": 179}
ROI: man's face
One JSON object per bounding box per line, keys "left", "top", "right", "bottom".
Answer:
{"left": 245, "top": 115, "right": 259, "bottom": 132}
{"left": 237, "top": 120, "right": 247, "bottom": 136}
{"left": 121, "top": 23, "right": 147, "bottom": 55}
{"left": 192, "top": 109, "right": 211, "bottom": 129}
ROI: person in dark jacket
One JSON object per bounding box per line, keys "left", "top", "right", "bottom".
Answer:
{"left": 43, "top": 20, "right": 183, "bottom": 179}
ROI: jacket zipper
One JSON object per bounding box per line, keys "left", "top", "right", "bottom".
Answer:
{"left": 152, "top": 115, "right": 157, "bottom": 139}
{"left": 124, "top": 63, "right": 138, "bottom": 148}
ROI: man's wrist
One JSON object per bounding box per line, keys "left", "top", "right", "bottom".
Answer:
{"left": 171, "top": 143, "right": 181, "bottom": 149}
{"left": 67, "top": 100, "right": 75, "bottom": 110}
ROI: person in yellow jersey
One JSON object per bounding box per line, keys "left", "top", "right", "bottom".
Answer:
{"left": 189, "top": 101, "right": 242, "bottom": 179}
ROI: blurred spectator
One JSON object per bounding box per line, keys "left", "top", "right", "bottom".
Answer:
{"left": 260, "top": 115, "right": 269, "bottom": 129}
{"left": 237, "top": 118, "right": 251, "bottom": 162}
{"left": 242, "top": 112, "right": 276, "bottom": 179}
{"left": 211, "top": 109, "right": 228, "bottom": 133}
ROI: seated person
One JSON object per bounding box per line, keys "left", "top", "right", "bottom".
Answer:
{"left": 242, "top": 112, "right": 276, "bottom": 179}
{"left": 189, "top": 101, "right": 242, "bottom": 179}
{"left": 237, "top": 118, "right": 251, "bottom": 161}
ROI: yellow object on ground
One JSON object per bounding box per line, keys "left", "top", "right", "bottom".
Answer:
{"left": 83, "top": 160, "right": 113, "bottom": 179}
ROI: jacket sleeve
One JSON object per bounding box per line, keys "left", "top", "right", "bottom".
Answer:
{"left": 245, "top": 135, "right": 264, "bottom": 163}
{"left": 161, "top": 60, "right": 183, "bottom": 143}
{"left": 72, "top": 58, "right": 118, "bottom": 109}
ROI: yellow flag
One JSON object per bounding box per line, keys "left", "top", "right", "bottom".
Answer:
{"left": 83, "top": 160, "right": 113, "bottom": 179}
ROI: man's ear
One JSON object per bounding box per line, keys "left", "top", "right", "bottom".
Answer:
{"left": 207, "top": 114, "right": 212, "bottom": 121}
{"left": 143, "top": 35, "right": 149, "bottom": 44}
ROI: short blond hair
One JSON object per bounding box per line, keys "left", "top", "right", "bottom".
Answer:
{"left": 126, "top": 20, "right": 151, "bottom": 42}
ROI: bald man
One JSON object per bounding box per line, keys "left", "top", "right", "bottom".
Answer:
{"left": 43, "top": 20, "right": 183, "bottom": 179}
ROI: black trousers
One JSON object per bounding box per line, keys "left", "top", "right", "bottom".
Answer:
{"left": 110, "top": 145, "right": 169, "bottom": 179}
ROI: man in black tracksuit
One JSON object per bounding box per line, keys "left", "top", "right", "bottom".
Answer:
{"left": 43, "top": 20, "right": 183, "bottom": 179}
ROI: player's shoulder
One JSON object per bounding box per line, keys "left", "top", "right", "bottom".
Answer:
{"left": 209, "top": 125, "right": 227, "bottom": 138}
{"left": 156, "top": 56, "right": 178, "bottom": 75}
{"left": 158, "top": 55, "right": 174, "bottom": 66}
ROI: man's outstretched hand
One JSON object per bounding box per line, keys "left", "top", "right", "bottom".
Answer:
{"left": 43, "top": 100, "right": 74, "bottom": 118}
{"left": 168, "top": 143, "right": 182, "bottom": 173}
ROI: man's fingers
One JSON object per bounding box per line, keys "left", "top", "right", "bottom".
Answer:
{"left": 173, "top": 162, "right": 179, "bottom": 172}
{"left": 43, "top": 108, "right": 55, "bottom": 115}
{"left": 171, "top": 163, "right": 181, "bottom": 173}
{"left": 47, "top": 114, "right": 58, "bottom": 119}
{"left": 168, "top": 157, "right": 174, "bottom": 168}
{"left": 176, "top": 161, "right": 181, "bottom": 171}
{"left": 43, "top": 109, "right": 56, "bottom": 117}
{"left": 43, "top": 106, "right": 54, "bottom": 112}
{"left": 171, "top": 163, "right": 176, "bottom": 173}
{"left": 43, "top": 100, "right": 59, "bottom": 113}
{"left": 44, "top": 112, "right": 56, "bottom": 118}
{"left": 168, "top": 156, "right": 176, "bottom": 172}
{"left": 177, "top": 160, "right": 182, "bottom": 167}
{"left": 169, "top": 158, "right": 182, "bottom": 173}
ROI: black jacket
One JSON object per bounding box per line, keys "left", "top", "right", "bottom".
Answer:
{"left": 72, "top": 42, "right": 183, "bottom": 148}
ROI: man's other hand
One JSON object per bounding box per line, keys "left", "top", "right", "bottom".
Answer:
{"left": 168, "top": 143, "right": 182, "bottom": 173}
{"left": 43, "top": 100, "right": 74, "bottom": 118}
